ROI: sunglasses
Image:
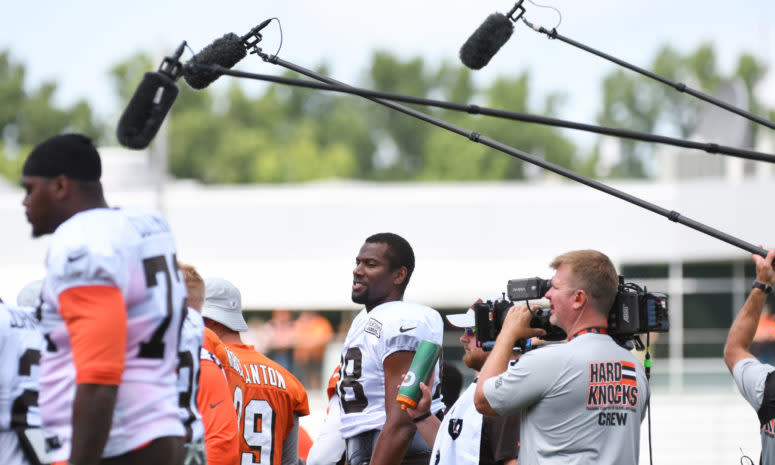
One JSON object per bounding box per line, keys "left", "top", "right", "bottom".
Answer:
{"left": 464, "top": 327, "right": 476, "bottom": 337}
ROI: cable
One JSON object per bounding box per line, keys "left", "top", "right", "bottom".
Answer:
{"left": 525, "top": 0, "right": 562, "bottom": 29}
{"left": 739, "top": 447, "right": 754, "bottom": 465}
{"left": 646, "top": 332, "right": 654, "bottom": 465}
{"left": 269, "top": 18, "right": 283, "bottom": 58}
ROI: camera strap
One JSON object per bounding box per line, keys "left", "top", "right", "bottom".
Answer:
{"left": 757, "top": 370, "right": 775, "bottom": 428}
{"left": 569, "top": 327, "right": 607, "bottom": 341}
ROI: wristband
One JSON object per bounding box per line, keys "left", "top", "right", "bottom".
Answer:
{"left": 752, "top": 281, "right": 773, "bottom": 294}
{"left": 411, "top": 411, "right": 431, "bottom": 423}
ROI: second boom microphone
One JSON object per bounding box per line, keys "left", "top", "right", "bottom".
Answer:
{"left": 183, "top": 19, "right": 273, "bottom": 89}
{"left": 460, "top": 2, "right": 527, "bottom": 70}
{"left": 459, "top": 13, "right": 514, "bottom": 70}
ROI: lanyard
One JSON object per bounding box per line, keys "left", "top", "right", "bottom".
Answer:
{"left": 569, "top": 327, "right": 607, "bottom": 341}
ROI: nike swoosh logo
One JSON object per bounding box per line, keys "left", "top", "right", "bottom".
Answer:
{"left": 399, "top": 326, "right": 416, "bottom": 333}
{"left": 209, "top": 401, "right": 223, "bottom": 409}
{"left": 67, "top": 249, "right": 87, "bottom": 262}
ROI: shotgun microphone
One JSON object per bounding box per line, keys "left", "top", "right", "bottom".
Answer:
{"left": 183, "top": 19, "right": 272, "bottom": 89}
{"left": 459, "top": 2, "right": 525, "bottom": 70}
{"left": 116, "top": 42, "right": 185, "bottom": 150}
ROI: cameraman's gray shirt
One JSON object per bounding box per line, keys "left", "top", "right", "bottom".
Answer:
{"left": 733, "top": 358, "right": 775, "bottom": 465}
{"left": 482, "top": 333, "right": 649, "bottom": 465}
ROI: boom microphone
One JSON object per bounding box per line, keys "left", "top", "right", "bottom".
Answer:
{"left": 116, "top": 42, "right": 185, "bottom": 150}
{"left": 183, "top": 19, "right": 272, "bottom": 90}
{"left": 459, "top": 13, "right": 514, "bottom": 70}
{"left": 183, "top": 33, "right": 247, "bottom": 89}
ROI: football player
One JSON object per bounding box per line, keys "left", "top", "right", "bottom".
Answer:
{"left": 21, "top": 133, "right": 186, "bottom": 465}
{"left": 202, "top": 277, "right": 309, "bottom": 465}
{"left": 338, "top": 233, "right": 444, "bottom": 465}
{"left": 176, "top": 263, "right": 207, "bottom": 464}
{"left": 0, "top": 302, "right": 46, "bottom": 465}
{"left": 179, "top": 263, "right": 240, "bottom": 465}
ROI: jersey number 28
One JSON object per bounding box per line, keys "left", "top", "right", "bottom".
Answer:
{"left": 338, "top": 347, "right": 368, "bottom": 413}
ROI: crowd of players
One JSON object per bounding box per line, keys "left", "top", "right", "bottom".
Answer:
{"left": 1, "top": 132, "right": 773, "bottom": 465}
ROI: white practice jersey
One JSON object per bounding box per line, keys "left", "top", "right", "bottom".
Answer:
{"left": 0, "top": 304, "right": 44, "bottom": 465}
{"left": 178, "top": 307, "right": 205, "bottom": 444}
{"left": 38, "top": 206, "right": 186, "bottom": 462}
{"left": 337, "top": 301, "right": 444, "bottom": 439}
{"left": 307, "top": 394, "right": 346, "bottom": 465}
{"left": 431, "top": 383, "right": 482, "bottom": 465}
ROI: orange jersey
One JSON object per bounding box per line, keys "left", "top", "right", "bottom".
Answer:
{"left": 298, "top": 426, "right": 313, "bottom": 461}
{"left": 199, "top": 328, "right": 240, "bottom": 465}
{"left": 203, "top": 327, "right": 223, "bottom": 355}
{"left": 216, "top": 342, "right": 309, "bottom": 465}
{"left": 326, "top": 364, "right": 341, "bottom": 401}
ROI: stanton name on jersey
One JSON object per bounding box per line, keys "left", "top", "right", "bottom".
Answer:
{"left": 224, "top": 347, "right": 288, "bottom": 389}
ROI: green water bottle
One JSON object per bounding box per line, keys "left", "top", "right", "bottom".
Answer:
{"left": 396, "top": 340, "right": 441, "bottom": 410}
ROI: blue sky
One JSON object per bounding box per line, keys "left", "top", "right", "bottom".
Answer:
{"left": 1, "top": 0, "right": 773, "bottom": 147}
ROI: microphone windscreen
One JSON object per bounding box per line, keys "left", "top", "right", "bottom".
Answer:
{"left": 116, "top": 71, "right": 179, "bottom": 150}
{"left": 459, "top": 13, "right": 514, "bottom": 70}
{"left": 183, "top": 33, "right": 247, "bottom": 89}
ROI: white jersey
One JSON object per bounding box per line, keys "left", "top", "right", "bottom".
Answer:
{"left": 38, "top": 206, "right": 186, "bottom": 462}
{"left": 431, "top": 381, "right": 520, "bottom": 465}
{"left": 431, "top": 383, "right": 482, "bottom": 465}
{"left": 483, "top": 333, "right": 649, "bottom": 465}
{"left": 337, "top": 301, "right": 444, "bottom": 439}
{"left": 178, "top": 307, "right": 205, "bottom": 444}
{"left": 307, "top": 394, "right": 346, "bottom": 465}
{"left": 201, "top": 344, "right": 225, "bottom": 375}
{"left": 733, "top": 358, "right": 775, "bottom": 465}
{"left": 0, "top": 304, "right": 45, "bottom": 465}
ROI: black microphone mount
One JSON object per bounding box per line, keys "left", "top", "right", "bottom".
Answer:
{"left": 242, "top": 18, "right": 272, "bottom": 52}
{"left": 159, "top": 41, "right": 187, "bottom": 80}
{"left": 505, "top": 0, "right": 527, "bottom": 22}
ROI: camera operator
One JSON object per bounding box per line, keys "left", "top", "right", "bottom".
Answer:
{"left": 473, "top": 250, "right": 650, "bottom": 464}
{"left": 723, "top": 249, "right": 775, "bottom": 464}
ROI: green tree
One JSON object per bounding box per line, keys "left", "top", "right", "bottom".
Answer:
{"left": 0, "top": 49, "right": 102, "bottom": 181}
{"left": 362, "top": 51, "right": 438, "bottom": 179}
{"left": 109, "top": 52, "right": 154, "bottom": 105}
{"left": 418, "top": 68, "right": 578, "bottom": 181}
{"left": 596, "top": 43, "right": 770, "bottom": 178}
{"left": 735, "top": 53, "right": 768, "bottom": 140}
{"left": 0, "top": 50, "right": 26, "bottom": 132}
